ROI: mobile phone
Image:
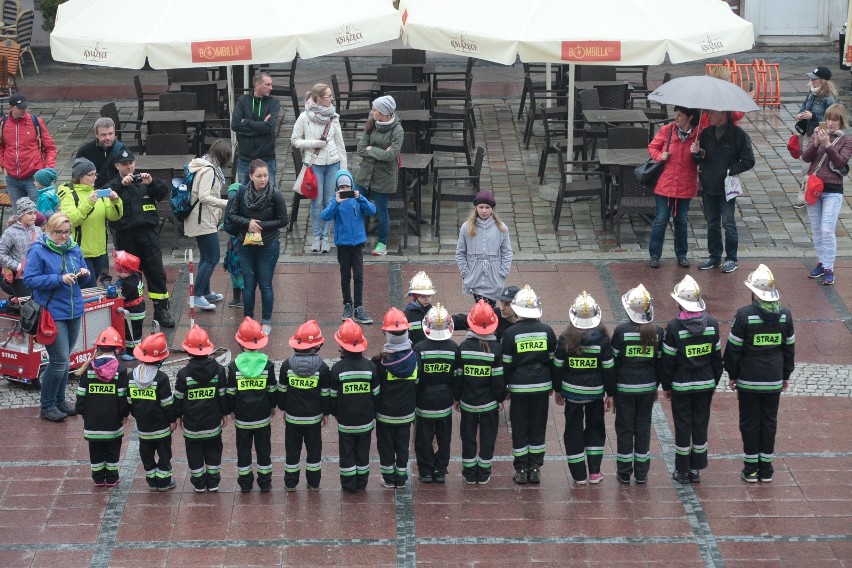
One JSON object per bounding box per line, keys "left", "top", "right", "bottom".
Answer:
{"left": 339, "top": 190, "right": 355, "bottom": 199}
{"left": 819, "top": 121, "right": 827, "bottom": 131}
{"left": 96, "top": 188, "right": 111, "bottom": 198}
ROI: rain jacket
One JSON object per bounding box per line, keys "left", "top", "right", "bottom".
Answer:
{"left": 647, "top": 122, "right": 699, "bottom": 200}
{"left": 23, "top": 236, "right": 86, "bottom": 321}
{"left": 354, "top": 118, "right": 404, "bottom": 194}
{"left": 0, "top": 112, "right": 57, "bottom": 179}
{"left": 56, "top": 181, "right": 123, "bottom": 258}
{"left": 320, "top": 170, "right": 376, "bottom": 246}
{"left": 455, "top": 217, "right": 513, "bottom": 301}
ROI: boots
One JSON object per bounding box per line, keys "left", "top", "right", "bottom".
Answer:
{"left": 152, "top": 299, "right": 175, "bottom": 328}
{"left": 228, "top": 288, "right": 242, "bottom": 308}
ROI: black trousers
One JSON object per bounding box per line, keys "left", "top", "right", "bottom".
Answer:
{"left": 738, "top": 391, "right": 780, "bottom": 476}
{"left": 236, "top": 425, "right": 272, "bottom": 491}
{"left": 376, "top": 421, "right": 412, "bottom": 481}
{"left": 336, "top": 244, "right": 364, "bottom": 307}
{"left": 114, "top": 229, "right": 169, "bottom": 300}
{"left": 563, "top": 400, "right": 606, "bottom": 481}
{"left": 509, "top": 392, "right": 549, "bottom": 470}
{"left": 414, "top": 415, "right": 452, "bottom": 477}
{"left": 339, "top": 430, "right": 371, "bottom": 492}
{"left": 614, "top": 393, "right": 655, "bottom": 479}
{"left": 139, "top": 435, "right": 173, "bottom": 489}
{"left": 123, "top": 305, "right": 145, "bottom": 348}
{"left": 460, "top": 410, "right": 499, "bottom": 481}
{"left": 284, "top": 422, "right": 322, "bottom": 489}
{"left": 185, "top": 435, "right": 223, "bottom": 490}
{"left": 670, "top": 391, "right": 714, "bottom": 473}
{"left": 88, "top": 438, "right": 123, "bottom": 483}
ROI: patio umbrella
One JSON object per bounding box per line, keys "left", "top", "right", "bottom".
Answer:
{"left": 648, "top": 76, "right": 760, "bottom": 112}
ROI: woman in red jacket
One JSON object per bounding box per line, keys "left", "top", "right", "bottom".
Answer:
{"left": 647, "top": 106, "right": 700, "bottom": 269}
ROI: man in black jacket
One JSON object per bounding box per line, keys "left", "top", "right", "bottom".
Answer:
{"left": 691, "top": 110, "right": 755, "bottom": 274}
{"left": 76, "top": 117, "right": 126, "bottom": 188}
{"left": 231, "top": 72, "right": 280, "bottom": 186}
{"left": 108, "top": 149, "right": 175, "bottom": 327}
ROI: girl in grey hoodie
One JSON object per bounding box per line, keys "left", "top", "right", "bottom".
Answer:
{"left": 455, "top": 191, "right": 513, "bottom": 305}
{"left": 0, "top": 197, "right": 42, "bottom": 297}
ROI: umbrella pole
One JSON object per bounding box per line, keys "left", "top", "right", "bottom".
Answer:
{"left": 546, "top": 62, "right": 552, "bottom": 108}
{"left": 227, "top": 66, "right": 236, "bottom": 149}
{"left": 565, "top": 63, "right": 575, "bottom": 173}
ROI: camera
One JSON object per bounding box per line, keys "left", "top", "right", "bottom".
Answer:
{"left": 131, "top": 173, "right": 144, "bottom": 183}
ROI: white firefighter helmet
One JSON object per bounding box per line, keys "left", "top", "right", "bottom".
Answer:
{"left": 510, "top": 285, "right": 542, "bottom": 318}
{"left": 407, "top": 271, "right": 436, "bottom": 296}
{"left": 423, "top": 303, "right": 454, "bottom": 340}
{"left": 671, "top": 275, "right": 705, "bottom": 312}
{"left": 744, "top": 264, "right": 779, "bottom": 301}
{"left": 569, "top": 291, "right": 602, "bottom": 329}
{"left": 621, "top": 283, "right": 654, "bottom": 324}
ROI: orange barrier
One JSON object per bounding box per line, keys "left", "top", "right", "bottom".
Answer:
{"left": 705, "top": 59, "right": 781, "bottom": 108}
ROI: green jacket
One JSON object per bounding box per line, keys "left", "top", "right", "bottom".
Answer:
{"left": 57, "top": 182, "right": 123, "bottom": 258}
{"left": 354, "top": 119, "right": 404, "bottom": 194}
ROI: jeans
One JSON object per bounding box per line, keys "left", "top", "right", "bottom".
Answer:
{"left": 6, "top": 175, "right": 37, "bottom": 215}
{"left": 80, "top": 255, "right": 109, "bottom": 289}
{"left": 41, "top": 317, "right": 82, "bottom": 412}
{"left": 807, "top": 192, "right": 843, "bottom": 269}
{"left": 310, "top": 162, "right": 340, "bottom": 238}
{"left": 702, "top": 191, "right": 738, "bottom": 262}
{"left": 237, "top": 158, "right": 277, "bottom": 189}
{"left": 337, "top": 244, "right": 364, "bottom": 306}
{"left": 649, "top": 195, "right": 691, "bottom": 260}
{"left": 363, "top": 185, "right": 390, "bottom": 245}
{"left": 194, "top": 232, "right": 221, "bottom": 297}
{"left": 237, "top": 239, "right": 280, "bottom": 323}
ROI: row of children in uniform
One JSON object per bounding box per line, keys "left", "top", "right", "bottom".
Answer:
{"left": 73, "top": 264, "right": 794, "bottom": 492}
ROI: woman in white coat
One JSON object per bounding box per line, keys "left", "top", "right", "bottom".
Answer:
{"left": 183, "top": 139, "right": 232, "bottom": 310}
{"left": 290, "top": 83, "right": 347, "bottom": 254}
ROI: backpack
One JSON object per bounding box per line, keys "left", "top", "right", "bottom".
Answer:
{"left": 222, "top": 185, "right": 244, "bottom": 237}
{"left": 170, "top": 164, "right": 212, "bottom": 223}
{"left": 0, "top": 113, "right": 46, "bottom": 164}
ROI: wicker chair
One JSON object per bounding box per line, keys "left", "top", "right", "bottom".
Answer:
{"left": 10, "top": 9, "right": 34, "bottom": 77}
{"left": 391, "top": 48, "right": 426, "bottom": 65}
{"left": 610, "top": 164, "right": 656, "bottom": 245}
{"left": 158, "top": 92, "right": 198, "bottom": 111}
{"left": 145, "top": 134, "right": 189, "bottom": 155}
{"left": 596, "top": 83, "right": 631, "bottom": 110}
{"left": 552, "top": 146, "right": 606, "bottom": 231}
{"left": 429, "top": 102, "right": 476, "bottom": 166}
{"left": 522, "top": 74, "right": 568, "bottom": 149}
{"left": 383, "top": 90, "right": 423, "bottom": 111}
{"left": 576, "top": 65, "right": 616, "bottom": 81}
{"left": 133, "top": 75, "right": 163, "bottom": 122}
{"left": 166, "top": 68, "right": 207, "bottom": 86}
{"left": 343, "top": 56, "right": 377, "bottom": 110}
{"left": 431, "top": 146, "right": 485, "bottom": 237}
{"left": 606, "top": 127, "right": 648, "bottom": 149}
{"left": 537, "top": 105, "right": 585, "bottom": 184}
{"left": 518, "top": 62, "right": 561, "bottom": 120}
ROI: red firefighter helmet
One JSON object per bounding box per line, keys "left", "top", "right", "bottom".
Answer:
{"left": 381, "top": 307, "right": 409, "bottom": 332}
{"left": 181, "top": 324, "right": 215, "bottom": 356}
{"left": 235, "top": 317, "right": 269, "bottom": 349}
{"left": 334, "top": 318, "right": 368, "bottom": 352}
{"left": 133, "top": 333, "right": 170, "bottom": 363}
{"left": 95, "top": 326, "right": 124, "bottom": 348}
{"left": 112, "top": 250, "right": 140, "bottom": 273}
{"left": 466, "top": 299, "right": 499, "bottom": 335}
{"left": 289, "top": 319, "right": 324, "bottom": 349}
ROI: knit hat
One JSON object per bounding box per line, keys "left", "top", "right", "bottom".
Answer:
{"left": 15, "top": 197, "right": 36, "bottom": 215}
{"left": 372, "top": 95, "right": 396, "bottom": 116}
{"left": 72, "top": 157, "right": 96, "bottom": 180}
{"left": 35, "top": 212, "right": 46, "bottom": 227}
{"left": 228, "top": 182, "right": 241, "bottom": 197}
{"left": 34, "top": 168, "right": 57, "bottom": 187}
{"left": 472, "top": 190, "right": 496, "bottom": 208}
{"left": 336, "top": 168, "right": 353, "bottom": 188}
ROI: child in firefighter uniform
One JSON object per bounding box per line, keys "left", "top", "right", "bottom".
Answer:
{"left": 226, "top": 317, "right": 277, "bottom": 493}
{"left": 723, "top": 264, "right": 795, "bottom": 483}
{"left": 554, "top": 292, "right": 616, "bottom": 484}
{"left": 127, "top": 332, "right": 176, "bottom": 491}
{"left": 75, "top": 327, "right": 128, "bottom": 487}
{"left": 412, "top": 304, "right": 460, "bottom": 483}
{"left": 405, "top": 271, "right": 436, "bottom": 345}
{"left": 175, "top": 325, "right": 228, "bottom": 492}
{"left": 455, "top": 300, "right": 505, "bottom": 485}
{"left": 329, "top": 319, "right": 379, "bottom": 493}
{"left": 611, "top": 284, "right": 663, "bottom": 484}
{"left": 661, "top": 275, "right": 723, "bottom": 484}
{"left": 373, "top": 307, "right": 418, "bottom": 488}
{"left": 113, "top": 250, "right": 145, "bottom": 360}
{"left": 279, "top": 320, "right": 331, "bottom": 491}
{"left": 501, "top": 285, "right": 557, "bottom": 485}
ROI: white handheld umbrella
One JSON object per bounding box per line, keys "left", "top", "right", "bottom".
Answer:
{"left": 648, "top": 76, "right": 760, "bottom": 112}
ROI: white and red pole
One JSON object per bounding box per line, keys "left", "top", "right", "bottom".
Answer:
{"left": 184, "top": 249, "right": 195, "bottom": 329}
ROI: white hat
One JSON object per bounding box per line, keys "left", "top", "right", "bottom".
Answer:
{"left": 744, "top": 264, "right": 779, "bottom": 301}
{"left": 621, "top": 284, "right": 654, "bottom": 324}
{"left": 671, "top": 275, "right": 705, "bottom": 312}
{"left": 423, "top": 303, "right": 454, "bottom": 341}
{"left": 407, "top": 271, "right": 436, "bottom": 295}
{"left": 510, "top": 285, "right": 542, "bottom": 318}
{"left": 569, "top": 291, "right": 602, "bottom": 329}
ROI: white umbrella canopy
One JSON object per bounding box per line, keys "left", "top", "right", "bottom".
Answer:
{"left": 50, "top": 0, "right": 402, "bottom": 69}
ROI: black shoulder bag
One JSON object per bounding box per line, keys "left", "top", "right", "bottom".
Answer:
{"left": 634, "top": 124, "right": 674, "bottom": 188}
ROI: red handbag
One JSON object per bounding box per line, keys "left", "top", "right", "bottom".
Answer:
{"left": 787, "top": 133, "right": 800, "bottom": 159}
{"left": 804, "top": 174, "right": 824, "bottom": 205}
{"left": 301, "top": 166, "right": 318, "bottom": 199}
{"left": 36, "top": 309, "right": 57, "bottom": 345}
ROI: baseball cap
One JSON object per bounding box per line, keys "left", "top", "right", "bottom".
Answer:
{"left": 806, "top": 67, "right": 831, "bottom": 81}
{"left": 115, "top": 149, "right": 135, "bottom": 163}
{"left": 8, "top": 93, "right": 28, "bottom": 108}
{"left": 498, "top": 285, "right": 521, "bottom": 302}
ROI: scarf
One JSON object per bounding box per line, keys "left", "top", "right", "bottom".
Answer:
{"left": 201, "top": 154, "right": 225, "bottom": 186}
{"left": 132, "top": 364, "right": 159, "bottom": 389}
{"left": 383, "top": 330, "right": 411, "bottom": 353}
{"left": 92, "top": 355, "right": 119, "bottom": 383}
{"left": 45, "top": 234, "right": 77, "bottom": 254}
{"left": 678, "top": 311, "right": 708, "bottom": 337}
{"left": 244, "top": 181, "right": 275, "bottom": 210}
{"left": 465, "top": 330, "right": 496, "bottom": 342}
{"left": 305, "top": 100, "right": 338, "bottom": 124}
{"left": 756, "top": 299, "right": 781, "bottom": 313}
{"left": 676, "top": 125, "right": 692, "bottom": 142}
{"left": 374, "top": 115, "right": 398, "bottom": 133}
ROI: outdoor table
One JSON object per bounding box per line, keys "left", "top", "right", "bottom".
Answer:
{"left": 399, "top": 152, "right": 433, "bottom": 235}
{"left": 574, "top": 80, "right": 634, "bottom": 92}
{"left": 145, "top": 109, "right": 205, "bottom": 128}
{"left": 582, "top": 109, "right": 648, "bottom": 126}
{"left": 167, "top": 80, "right": 228, "bottom": 93}
{"left": 134, "top": 154, "right": 195, "bottom": 182}
{"left": 397, "top": 109, "right": 432, "bottom": 151}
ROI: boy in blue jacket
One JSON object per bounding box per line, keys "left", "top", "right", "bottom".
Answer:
{"left": 321, "top": 169, "right": 376, "bottom": 325}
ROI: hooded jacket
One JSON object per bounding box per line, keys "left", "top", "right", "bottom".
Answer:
{"left": 329, "top": 352, "right": 379, "bottom": 434}
{"left": 0, "top": 112, "right": 57, "bottom": 178}
{"left": 413, "top": 337, "right": 460, "bottom": 419}
{"left": 723, "top": 301, "right": 795, "bottom": 393}
{"left": 455, "top": 334, "right": 505, "bottom": 413}
{"left": 225, "top": 352, "right": 277, "bottom": 429}
{"left": 354, "top": 118, "right": 404, "bottom": 194}
{"left": 277, "top": 352, "right": 330, "bottom": 425}
{"left": 0, "top": 221, "right": 41, "bottom": 271}
{"left": 660, "top": 314, "right": 723, "bottom": 392}
{"left": 75, "top": 356, "right": 128, "bottom": 441}
{"left": 231, "top": 93, "right": 281, "bottom": 161}
{"left": 553, "top": 328, "right": 617, "bottom": 402}
{"left": 501, "top": 319, "right": 557, "bottom": 395}
{"left": 320, "top": 169, "right": 376, "bottom": 246}
{"left": 456, "top": 217, "right": 513, "bottom": 300}
{"left": 610, "top": 322, "right": 664, "bottom": 396}
{"left": 374, "top": 347, "right": 418, "bottom": 424}
{"left": 126, "top": 365, "right": 175, "bottom": 440}
{"left": 182, "top": 159, "right": 228, "bottom": 238}
{"left": 23, "top": 237, "right": 86, "bottom": 321}
{"left": 174, "top": 356, "right": 227, "bottom": 439}
{"left": 56, "top": 181, "right": 124, "bottom": 258}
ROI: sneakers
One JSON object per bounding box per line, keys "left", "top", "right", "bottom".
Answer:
{"left": 395, "top": 477, "right": 407, "bottom": 488}
{"left": 321, "top": 237, "right": 331, "bottom": 254}
{"left": 720, "top": 260, "right": 738, "bottom": 273}
{"left": 823, "top": 268, "right": 835, "bottom": 286}
{"left": 677, "top": 257, "right": 690, "bottom": 268}
{"left": 191, "top": 296, "right": 217, "bottom": 311}
{"left": 648, "top": 257, "right": 660, "bottom": 269}
{"left": 689, "top": 470, "right": 701, "bottom": 484}
{"left": 698, "top": 258, "right": 721, "bottom": 270}
{"left": 372, "top": 242, "right": 387, "bottom": 256}
{"left": 616, "top": 473, "right": 631, "bottom": 485}
{"left": 94, "top": 481, "right": 106, "bottom": 488}
{"left": 261, "top": 324, "right": 272, "bottom": 335}
{"left": 311, "top": 236, "right": 321, "bottom": 253}
{"left": 809, "top": 263, "right": 825, "bottom": 278}
{"left": 671, "top": 470, "right": 690, "bottom": 484}
{"left": 341, "top": 303, "right": 353, "bottom": 320}
{"left": 56, "top": 402, "right": 76, "bottom": 416}
{"left": 464, "top": 475, "right": 478, "bottom": 485}
{"left": 380, "top": 477, "right": 396, "bottom": 489}
{"left": 528, "top": 466, "right": 541, "bottom": 485}
{"left": 574, "top": 478, "right": 587, "bottom": 485}
{"left": 477, "top": 473, "right": 491, "bottom": 485}
{"left": 634, "top": 476, "right": 647, "bottom": 485}
{"left": 205, "top": 293, "right": 224, "bottom": 303}
{"left": 159, "top": 479, "right": 177, "bottom": 492}
{"left": 105, "top": 478, "right": 120, "bottom": 488}
{"left": 513, "top": 468, "right": 528, "bottom": 485}
{"left": 432, "top": 472, "right": 446, "bottom": 484}
{"left": 228, "top": 297, "right": 243, "bottom": 308}
{"left": 306, "top": 485, "right": 319, "bottom": 492}
{"left": 740, "top": 469, "right": 758, "bottom": 483}
{"left": 39, "top": 408, "right": 66, "bottom": 422}
{"left": 353, "top": 306, "right": 373, "bottom": 324}
{"left": 418, "top": 474, "right": 434, "bottom": 484}
{"left": 588, "top": 472, "right": 604, "bottom": 484}
{"left": 193, "top": 485, "right": 206, "bottom": 493}
{"left": 759, "top": 474, "right": 773, "bottom": 483}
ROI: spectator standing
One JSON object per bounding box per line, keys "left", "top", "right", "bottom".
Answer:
{"left": 232, "top": 72, "right": 280, "bottom": 186}
{"left": 76, "top": 117, "right": 126, "bottom": 188}
{"left": 794, "top": 66, "right": 838, "bottom": 207}
{"left": 0, "top": 197, "right": 42, "bottom": 297}
{"left": 34, "top": 168, "right": 59, "bottom": 218}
